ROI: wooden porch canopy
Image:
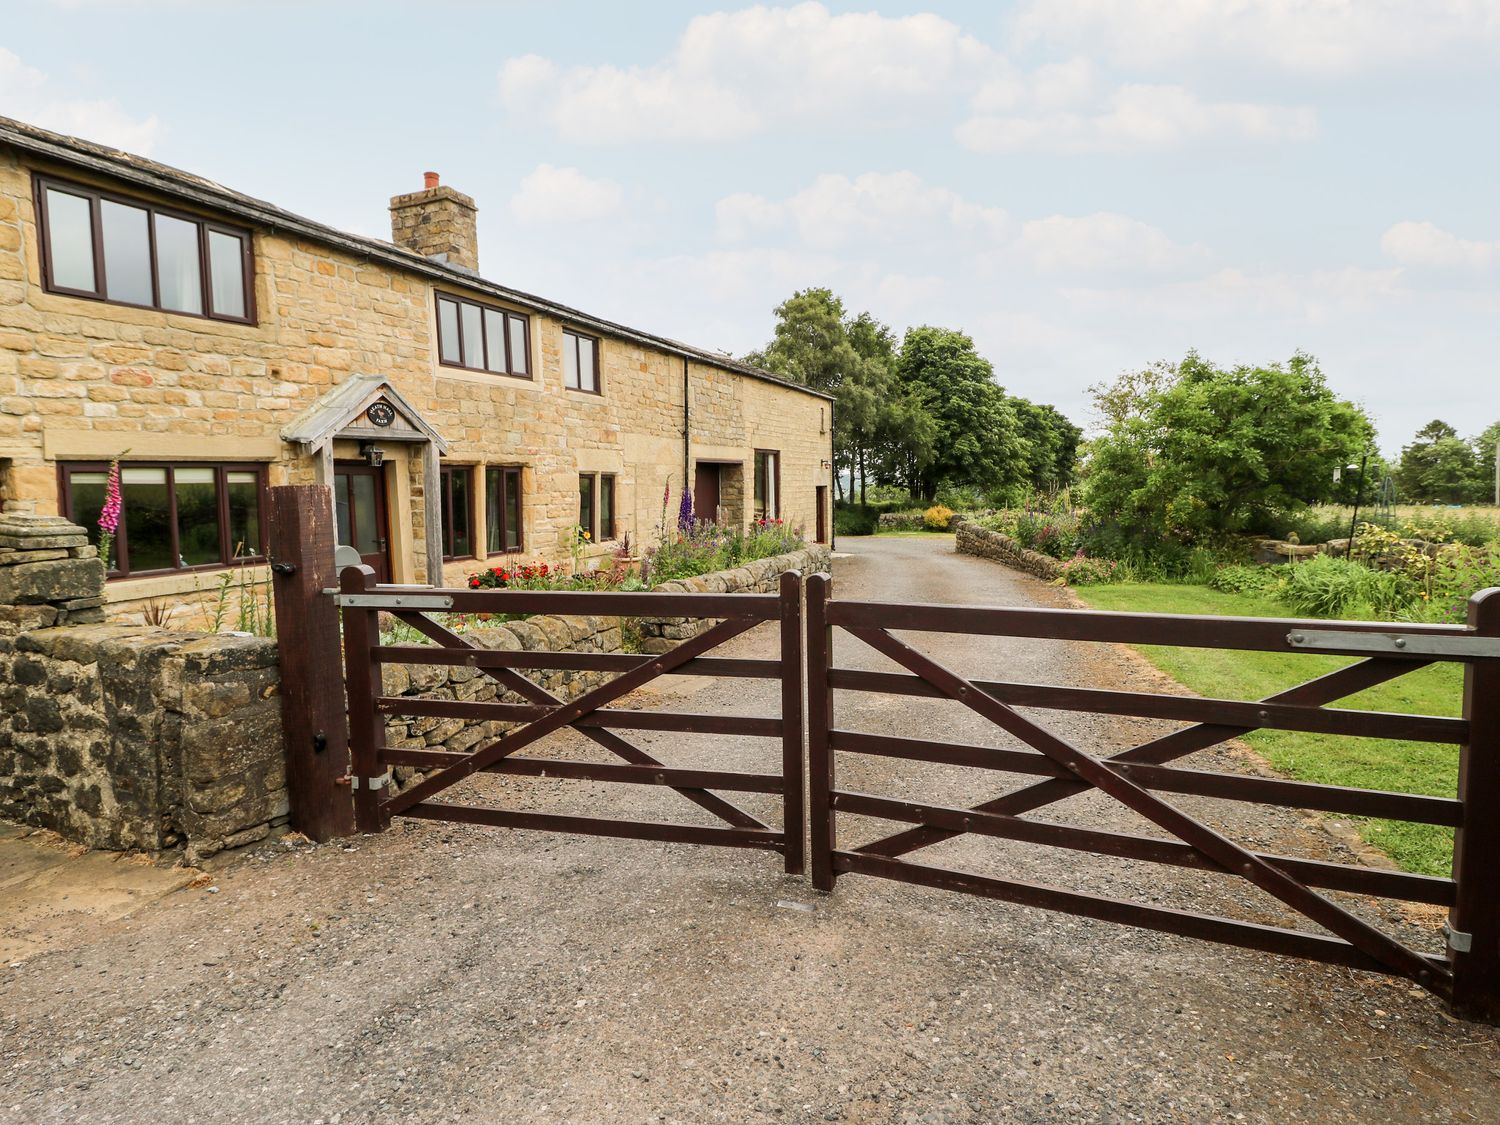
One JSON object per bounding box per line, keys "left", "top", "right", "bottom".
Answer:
{"left": 280, "top": 374, "right": 450, "bottom": 584}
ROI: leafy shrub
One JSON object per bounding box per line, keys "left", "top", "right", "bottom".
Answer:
{"left": 1280, "top": 556, "right": 1401, "bottom": 617}
{"left": 644, "top": 518, "right": 805, "bottom": 585}
{"left": 1208, "top": 564, "right": 1281, "bottom": 597}
{"left": 835, "top": 504, "right": 880, "bottom": 535}
{"left": 935, "top": 484, "right": 985, "bottom": 510}
{"left": 1057, "top": 552, "right": 1119, "bottom": 585}
{"left": 923, "top": 505, "right": 955, "bottom": 530}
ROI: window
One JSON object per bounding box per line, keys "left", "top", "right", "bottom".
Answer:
{"left": 600, "top": 474, "right": 616, "bottom": 541}
{"left": 754, "top": 451, "right": 780, "bottom": 521}
{"left": 35, "top": 176, "right": 254, "bottom": 323}
{"left": 59, "top": 462, "right": 266, "bottom": 578}
{"left": 577, "top": 472, "right": 617, "bottom": 541}
{"left": 485, "top": 466, "right": 523, "bottom": 554}
{"left": 440, "top": 465, "right": 474, "bottom": 560}
{"left": 578, "top": 473, "right": 594, "bottom": 540}
{"left": 435, "top": 293, "right": 530, "bottom": 377}
{"left": 563, "top": 329, "right": 600, "bottom": 393}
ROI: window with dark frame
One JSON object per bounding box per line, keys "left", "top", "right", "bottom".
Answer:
{"left": 754, "top": 450, "right": 780, "bottom": 521}
{"left": 35, "top": 176, "right": 255, "bottom": 324}
{"left": 563, "top": 329, "right": 600, "bottom": 393}
{"left": 484, "top": 465, "right": 524, "bottom": 554}
{"left": 578, "top": 473, "right": 595, "bottom": 540}
{"left": 577, "top": 472, "right": 617, "bottom": 541}
{"left": 600, "top": 474, "right": 616, "bottom": 541}
{"left": 59, "top": 462, "right": 267, "bottom": 579}
{"left": 440, "top": 465, "right": 475, "bottom": 560}
{"left": 435, "top": 293, "right": 530, "bottom": 378}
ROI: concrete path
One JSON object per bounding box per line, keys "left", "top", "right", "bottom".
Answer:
{"left": 2, "top": 535, "right": 1497, "bottom": 1123}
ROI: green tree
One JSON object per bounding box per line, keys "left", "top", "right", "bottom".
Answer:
{"left": 1012, "top": 399, "right": 1082, "bottom": 490}
{"left": 1396, "top": 420, "right": 1485, "bottom": 503}
{"left": 896, "top": 326, "right": 1027, "bottom": 501}
{"left": 1476, "top": 420, "right": 1500, "bottom": 505}
{"left": 748, "top": 290, "right": 937, "bottom": 504}
{"left": 1083, "top": 351, "right": 1374, "bottom": 542}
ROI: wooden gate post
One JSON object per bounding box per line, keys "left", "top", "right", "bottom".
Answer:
{"left": 779, "top": 569, "right": 805, "bottom": 876}
{"left": 805, "top": 572, "right": 836, "bottom": 892}
{"left": 1450, "top": 586, "right": 1500, "bottom": 1022}
{"left": 268, "top": 485, "right": 355, "bottom": 841}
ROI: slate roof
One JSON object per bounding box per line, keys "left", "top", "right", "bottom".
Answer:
{"left": 0, "top": 115, "right": 831, "bottom": 403}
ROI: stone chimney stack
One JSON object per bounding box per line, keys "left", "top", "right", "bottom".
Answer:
{"left": 389, "top": 171, "right": 479, "bottom": 272}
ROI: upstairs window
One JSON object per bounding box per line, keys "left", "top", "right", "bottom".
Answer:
{"left": 436, "top": 293, "right": 530, "bottom": 378}
{"left": 754, "top": 450, "right": 780, "bottom": 521}
{"left": 563, "top": 329, "right": 600, "bottom": 393}
{"left": 59, "top": 462, "right": 266, "bottom": 579}
{"left": 36, "top": 176, "right": 254, "bottom": 324}
{"left": 440, "top": 465, "right": 475, "bottom": 560}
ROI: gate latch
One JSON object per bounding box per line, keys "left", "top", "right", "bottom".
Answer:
{"left": 1443, "top": 920, "right": 1473, "bottom": 953}
{"left": 339, "top": 769, "right": 392, "bottom": 791}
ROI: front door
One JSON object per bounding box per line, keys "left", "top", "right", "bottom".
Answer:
{"left": 816, "top": 485, "right": 828, "bottom": 543}
{"left": 694, "top": 463, "right": 721, "bottom": 523}
{"left": 334, "top": 463, "right": 392, "bottom": 582}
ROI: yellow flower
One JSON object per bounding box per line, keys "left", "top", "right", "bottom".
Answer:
{"left": 583, "top": 531, "right": 591, "bottom": 540}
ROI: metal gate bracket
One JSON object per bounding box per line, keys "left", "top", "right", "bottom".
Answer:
{"left": 335, "top": 593, "right": 454, "bottom": 610}
{"left": 1444, "top": 921, "right": 1474, "bottom": 953}
{"left": 342, "top": 769, "right": 392, "bottom": 791}
{"left": 1287, "top": 629, "right": 1500, "bottom": 658}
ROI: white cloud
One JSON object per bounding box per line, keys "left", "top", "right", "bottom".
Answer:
{"left": 958, "top": 81, "right": 1316, "bottom": 153}
{"left": 500, "top": 3, "right": 1320, "bottom": 154}
{"left": 1011, "top": 0, "right": 1500, "bottom": 74}
{"left": 717, "top": 172, "right": 1009, "bottom": 251}
{"left": 510, "top": 164, "right": 623, "bottom": 225}
{"left": 499, "top": 3, "right": 993, "bottom": 143}
{"left": 1381, "top": 220, "right": 1498, "bottom": 272}
{"left": 1019, "top": 212, "right": 1207, "bottom": 275}
{"left": 0, "top": 46, "right": 160, "bottom": 153}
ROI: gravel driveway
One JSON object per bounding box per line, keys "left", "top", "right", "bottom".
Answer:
{"left": 3, "top": 535, "right": 1497, "bottom": 1124}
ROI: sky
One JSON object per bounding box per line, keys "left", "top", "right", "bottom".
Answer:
{"left": 4, "top": 0, "right": 1499, "bottom": 452}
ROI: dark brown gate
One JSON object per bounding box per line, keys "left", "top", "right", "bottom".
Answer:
{"left": 804, "top": 574, "right": 1500, "bottom": 1021}
{"left": 336, "top": 566, "right": 805, "bottom": 873}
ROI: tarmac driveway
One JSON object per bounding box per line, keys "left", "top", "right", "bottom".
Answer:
{"left": 3, "top": 534, "right": 1498, "bottom": 1123}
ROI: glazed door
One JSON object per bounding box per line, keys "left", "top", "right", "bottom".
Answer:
{"left": 694, "top": 463, "right": 721, "bottom": 523}
{"left": 334, "top": 463, "right": 391, "bottom": 583}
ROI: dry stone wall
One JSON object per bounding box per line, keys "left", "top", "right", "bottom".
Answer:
{"left": 636, "top": 546, "right": 830, "bottom": 652}
{"left": 955, "top": 520, "right": 1065, "bottom": 581}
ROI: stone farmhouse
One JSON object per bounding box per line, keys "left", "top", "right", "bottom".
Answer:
{"left": 0, "top": 116, "right": 834, "bottom": 621}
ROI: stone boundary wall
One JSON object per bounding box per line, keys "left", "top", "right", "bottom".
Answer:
{"left": 3, "top": 529, "right": 827, "bottom": 852}
{"left": 0, "top": 627, "right": 283, "bottom": 862}
{"left": 955, "top": 520, "right": 1065, "bottom": 582}
{"left": 636, "top": 545, "right": 831, "bottom": 652}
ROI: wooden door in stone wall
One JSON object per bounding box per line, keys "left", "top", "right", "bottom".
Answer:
{"left": 333, "top": 464, "right": 392, "bottom": 583}
{"left": 694, "top": 463, "right": 721, "bottom": 523}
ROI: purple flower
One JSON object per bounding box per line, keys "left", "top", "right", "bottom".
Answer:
{"left": 99, "top": 458, "right": 122, "bottom": 535}
{"left": 677, "top": 487, "right": 694, "bottom": 530}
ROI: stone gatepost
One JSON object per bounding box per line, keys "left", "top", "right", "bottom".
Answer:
{"left": 0, "top": 514, "right": 106, "bottom": 632}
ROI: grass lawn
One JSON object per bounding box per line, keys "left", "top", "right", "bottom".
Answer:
{"left": 1073, "top": 582, "right": 1463, "bottom": 877}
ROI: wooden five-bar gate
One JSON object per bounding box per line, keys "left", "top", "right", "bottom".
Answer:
{"left": 266, "top": 485, "right": 1500, "bottom": 1023}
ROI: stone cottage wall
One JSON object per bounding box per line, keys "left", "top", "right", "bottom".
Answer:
{"left": 955, "top": 520, "right": 1065, "bottom": 581}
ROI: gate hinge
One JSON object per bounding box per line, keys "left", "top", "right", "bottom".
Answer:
{"left": 1444, "top": 920, "right": 1473, "bottom": 953}
{"left": 338, "top": 769, "right": 392, "bottom": 791}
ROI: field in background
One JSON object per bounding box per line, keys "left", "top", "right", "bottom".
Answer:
{"left": 1074, "top": 582, "right": 1461, "bottom": 877}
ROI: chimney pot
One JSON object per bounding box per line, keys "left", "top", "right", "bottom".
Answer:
{"left": 423, "top": 171, "right": 440, "bottom": 189}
